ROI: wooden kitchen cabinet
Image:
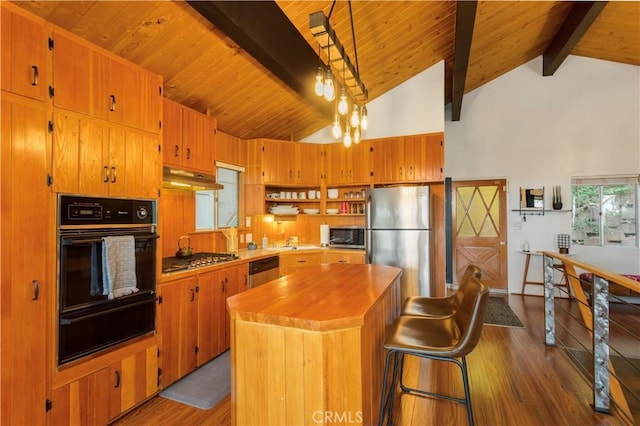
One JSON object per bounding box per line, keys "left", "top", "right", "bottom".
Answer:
{"left": 1, "top": 92, "right": 52, "bottom": 426}
{"left": 294, "top": 142, "right": 322, "bottom": 184}
{"left": 162, "top": 98, "right": 217, "bottom": 175}
{"left": 325, "top": 140, "right": 371, "bottom": 185}
{"left": 371, "top": 133, "right": 444, "bottom": 184}
{"left": 50, "top": 344, "right": 158, "bottom": 425}
{"left": 52, "top": 110, "right": 161, "bottom": 198}
{"left": 157, "top": 276, "right": 198, "bottom": 388}
{"left": 1, "top": 3, "right": 49, "bottom": 102}
{"left": 262, "top": 139, "right": 295, "bottom": 184}
{"left": 223, "top": 264, "right": 249, "bottom": 349}
{"left": 215, "top": 130, "right": 245, "bottom": 166}
{"left": 323, "top": 251, "right": 365, "bottom": 265}
{"left": 197, "top": 264, "right": 249, "bottom": 365}
{"left": 197, "top": 270, "right": 227, "bottom": 365}
{"left": 279, "top": 251, "right": 322, "bottom": 276}
{"left": 52, "top": 26, "right": 162, "bottom": 134}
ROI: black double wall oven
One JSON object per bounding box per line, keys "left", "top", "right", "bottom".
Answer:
{"left": 57, "top": 195, "right": 158, "bottom": 365}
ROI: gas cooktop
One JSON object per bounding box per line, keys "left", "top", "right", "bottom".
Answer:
{"left": 162, "top": 252, "right": 240, "bottom": 273}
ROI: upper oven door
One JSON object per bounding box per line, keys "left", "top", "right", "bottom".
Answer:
{"left": 59, "top": 229, "right": 158, "bottom": 313}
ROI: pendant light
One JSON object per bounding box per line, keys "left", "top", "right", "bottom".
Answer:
{"left": 343, "top": 124, "right": 352, "bottom": 148}
{"left": 350, "top": 104, "right": 360, "bottom": 127}
{"left": 332, "top": 115, "right": 342, "bottom": 139}
{"left": 360, "top": 105, "right": 368, "bottom": 130}
{"left": 314, "top": 67, "right": 324, "bottom": 97}
{"left": 323, "top": 47, "right": 335, "bottom": 101}
{"left": 338, "top": 88, "right": 348, "bottom": 115}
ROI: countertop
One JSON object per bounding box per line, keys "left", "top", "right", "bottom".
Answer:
{"left": 160, "top": 246, "right": 365, "bottom": 280}
{"left": 226, "top": 263, "right": 402, "bottom": 331}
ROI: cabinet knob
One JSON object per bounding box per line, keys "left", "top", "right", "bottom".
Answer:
{"left": 174, "top": 145, "right": 179, "bottom": 158}
{"left": 114, "top": 371, "right": 121, "bottom": 388}
{"left": 109, "top": 95, "right": 116, "bottom": 112}
{"left": 103, "top": 166, "right": 109, "bottom": 183}
{"left": 111, "top": 166, "right": 117, "bottom": 183}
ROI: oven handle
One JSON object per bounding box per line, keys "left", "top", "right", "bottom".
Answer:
{"left": 62, "top": 233, "right": 159, "bottom": 245}
{"left": 59, "top": 297, "right": 156, "bottom": 325}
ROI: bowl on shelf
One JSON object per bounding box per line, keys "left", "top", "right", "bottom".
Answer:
{"left": 327, "top": 188, "right": 339, "bottom": 199}
{"left": 326, "top": 208, "right": 339, "bottom": 214}
{"left": 303, "top": 208, "right": 320, "bottom": 214}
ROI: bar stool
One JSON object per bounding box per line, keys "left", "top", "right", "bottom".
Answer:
{"left": 378, "top": 276, "right": 490, "bottom": 426}
{"left": 401, "top": 264, "right": 482, "bottom": 317}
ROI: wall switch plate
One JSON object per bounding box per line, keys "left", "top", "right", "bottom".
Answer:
{"left": 512, "top": 222, "right": 523, "bottom": 231}
{"left": 245, "top": 216, "right": 251, "bottom": 227}
{"left": 246, "top": 233, "right": 252, "bottom": 243}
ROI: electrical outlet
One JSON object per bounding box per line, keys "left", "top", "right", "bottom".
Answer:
{"left": 512, "top": 222, "right": 523, "bottom": 231}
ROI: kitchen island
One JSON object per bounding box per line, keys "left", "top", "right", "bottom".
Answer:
{"left": 226, "top": 263, "right": 402, "bottom": 426}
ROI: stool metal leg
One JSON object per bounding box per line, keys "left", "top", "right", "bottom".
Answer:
{"left": 460, "top": 356, "right": 474, "bottom": 426}
{"left": 378, "top": 350, "right": 394, "bottom": 426}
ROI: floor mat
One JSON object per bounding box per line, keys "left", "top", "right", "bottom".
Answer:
{"left": 160, "top": 350, "right": 230, "bottom": 410}
{"left": 484, "top": 297, "right": 525, "bottom": 328}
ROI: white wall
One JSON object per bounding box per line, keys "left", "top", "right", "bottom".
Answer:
{"left": 303, "top": 61, "right": 445, "bottom": 142}
{"left": 445, "top": 55, "right": 640, "bottom": 294}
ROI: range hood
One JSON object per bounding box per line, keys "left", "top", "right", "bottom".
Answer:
{"left": 163, "top": 167, "right": 224, "bottom": 190}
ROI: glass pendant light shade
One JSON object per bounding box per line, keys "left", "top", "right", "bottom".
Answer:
{"left": 332, "top": 116, "right": 342, "bottom": 139}
{"left": 353, "top": 126, "right": 361, "bottom": 144}
{"left": 338, "top": 88, "right": 348, "bottom": 115}
{"left": 323, "top": 69, "right": 335, "bottom": 101}
{"left": 350, "top": 104, "right": 360, "bottom": 127}
{"left": 314, "top": 67, "right": 324, "bottom": 97}
{"left": 343, "top": 124, "right": 352, "bottom": 148}
{"left": 360, "top": 105, "right": 368, "bottom": 130}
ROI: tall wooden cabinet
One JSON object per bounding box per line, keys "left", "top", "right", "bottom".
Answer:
{"left": 1, "top": 5, "right": 52, "bottom": 424}
{"left": 1, "top": 92, "right": 52, "bottom": 426}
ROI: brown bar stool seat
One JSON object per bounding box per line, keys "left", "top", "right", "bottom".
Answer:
{"left": 401, "top": 264, "right": 482, "bottom": 317}
{"left": 378, "top": 276, "right": 490, "bottom": 426}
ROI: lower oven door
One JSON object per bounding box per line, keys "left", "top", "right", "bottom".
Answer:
{"left": 58, "top": 296, "right": 156, "bottom": 365}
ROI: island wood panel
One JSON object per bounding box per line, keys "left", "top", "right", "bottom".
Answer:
{"left": 228, "top": 264, "right": 401, "bottom": 425}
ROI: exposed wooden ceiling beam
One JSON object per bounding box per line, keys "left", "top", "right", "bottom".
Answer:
{"left": 451, "top": 0, "right": 477, "bottom": 122}
{"left": 543, "top": 1, "right": 608, "bottom": 76}
{"left": 186, "top": 1, "right": 334, "bottom": 120}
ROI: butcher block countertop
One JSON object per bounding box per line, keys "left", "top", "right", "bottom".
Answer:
{"left": 226, "top": 263, "right": 402, "bottom": 331}
{"left": 226, "top": 263, "right": 402, "bottom": 426}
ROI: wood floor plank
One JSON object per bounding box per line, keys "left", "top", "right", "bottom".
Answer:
{"left": 114, "top": 295, "right": 632, "bottom": 425}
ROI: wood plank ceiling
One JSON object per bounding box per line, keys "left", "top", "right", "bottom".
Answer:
{"left": 13, "top": 1, "right": 640, "bottom": 141}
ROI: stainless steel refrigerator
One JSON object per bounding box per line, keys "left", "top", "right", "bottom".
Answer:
{"left": 366, "top": 186, "right": 432, "bottom": 299}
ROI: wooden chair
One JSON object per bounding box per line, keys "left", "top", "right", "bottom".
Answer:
{"left": 401, "top": 264, "right": 482, "bottom": 317}
{"left": 378, "top": 275, "right": 490, "bottom": 426}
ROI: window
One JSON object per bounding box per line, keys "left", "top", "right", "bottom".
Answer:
{"left": 571, "top": 176, "right": 639, "bottom": 248}
{"left": 195, "top": 164, "right": 241, "bottom": 231}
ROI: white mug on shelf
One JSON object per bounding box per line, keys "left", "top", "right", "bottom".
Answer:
{"left": 308, "top": 190, "right": 316, "bottom": 199}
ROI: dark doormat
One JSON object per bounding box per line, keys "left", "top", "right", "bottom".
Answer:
{"left": 484, "top": 297, "right": 525, "bottom": 328}
{"left": 160, "top": 350, "right": 230, "bottom": 410}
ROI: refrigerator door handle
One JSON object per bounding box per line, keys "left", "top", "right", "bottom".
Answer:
{"left": 366, "top": 230, "right": 372, "bottom": 264}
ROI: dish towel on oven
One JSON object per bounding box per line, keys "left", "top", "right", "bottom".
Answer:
{"left": 102, "top": 236, "right": 138, "bottom": 299}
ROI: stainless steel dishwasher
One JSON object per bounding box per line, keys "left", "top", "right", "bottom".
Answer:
{"left": 249, "top": 256, "right": 280, "bottom": 288}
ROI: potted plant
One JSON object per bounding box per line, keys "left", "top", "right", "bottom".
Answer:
{"left": 552, "top": 186, "right": 563, "bottom": 210}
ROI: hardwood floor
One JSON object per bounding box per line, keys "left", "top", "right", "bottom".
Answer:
{"left": 114, "top": 295, "right": 633, "bottom": 425}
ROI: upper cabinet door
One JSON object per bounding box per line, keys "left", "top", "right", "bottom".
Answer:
{"left": 1, "top": 5, "right": 48, "bottom": 101}
{"left": 52, "top": 29, "right": 92, "bottom": 115}
{"left": 182, "top": 107, "right": 216, "bottom": 174}
{"left": 294, "top": 142, "right": 321, "bottom": 185}
{"left": 162, "top": 98, "right": 183, "bottom": 167}
{"left": 347, "top": 140, "right": 371, "bottom": 184}
{"left": 262, "top": 139, "right": 294, "bottom": 184}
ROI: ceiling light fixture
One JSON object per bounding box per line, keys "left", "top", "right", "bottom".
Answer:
{"left": 310, "top": 0, "right": 369, "bottom": 148}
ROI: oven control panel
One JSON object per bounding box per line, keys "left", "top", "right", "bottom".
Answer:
{"left": 59, "top": 195, "right": 156, "bottom": 226}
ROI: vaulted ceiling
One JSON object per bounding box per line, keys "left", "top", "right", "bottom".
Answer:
{"left": 13, "top": 1, "right": 640, "bottom": 141}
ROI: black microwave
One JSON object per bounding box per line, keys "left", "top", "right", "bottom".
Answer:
{"left": 329, "top": 227, "right": 365, "bottom": 249}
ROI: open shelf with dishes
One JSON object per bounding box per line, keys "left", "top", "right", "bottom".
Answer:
{"left": 265, "top": 187, "right": 322, "bottom": 216}
{"left": 325, "top": 185, "right": 369, "bottom": 216}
